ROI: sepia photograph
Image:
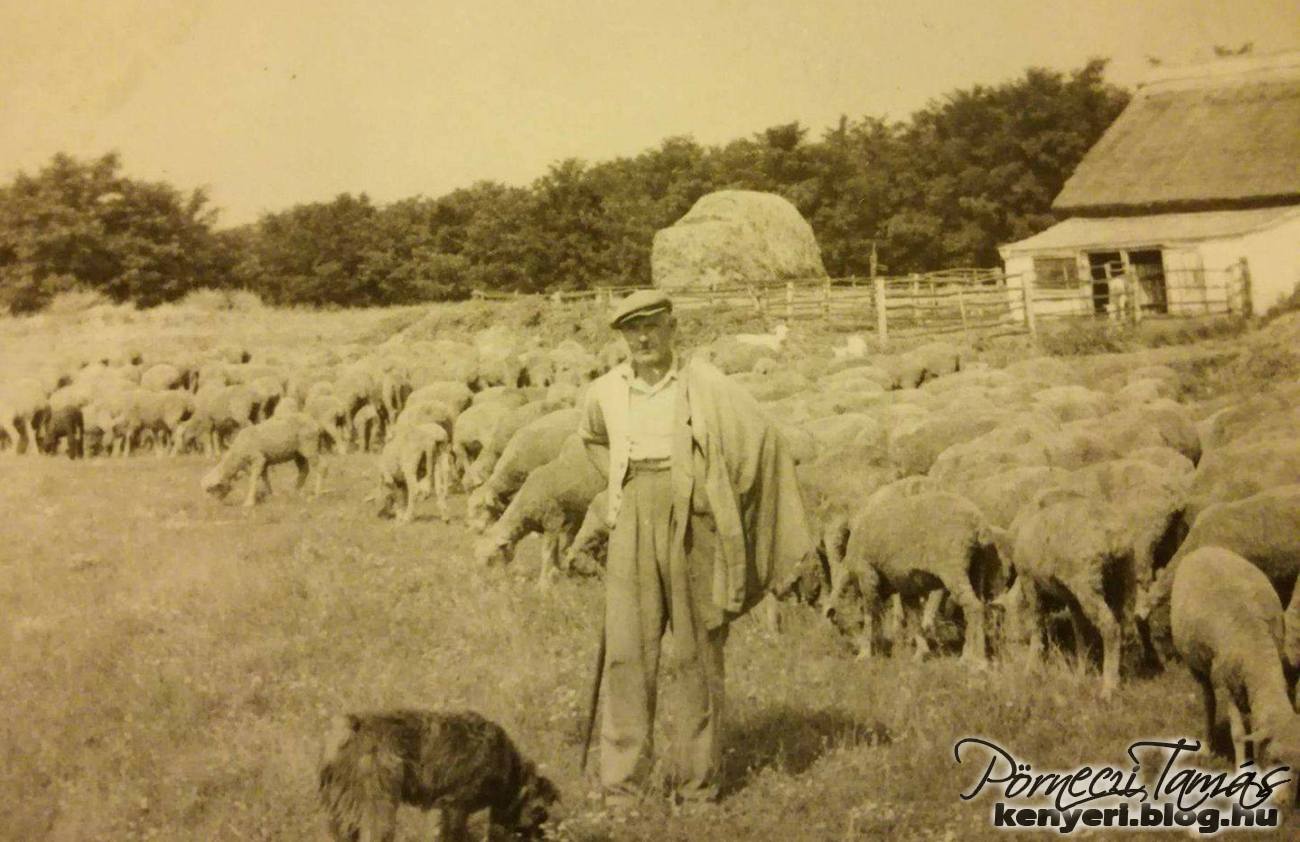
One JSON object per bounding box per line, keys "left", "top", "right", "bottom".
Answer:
{"left": 2, "top": 1, "right": 1299, "bottom": 839}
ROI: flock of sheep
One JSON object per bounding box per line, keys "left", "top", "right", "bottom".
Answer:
{"left": 2, "top": 316, "right": 1299, "bottom": 803}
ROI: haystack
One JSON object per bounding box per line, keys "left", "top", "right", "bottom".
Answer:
{"left": 651, "top": 190, "right": 827, "bottom": 290}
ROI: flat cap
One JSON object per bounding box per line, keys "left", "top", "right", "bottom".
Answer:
{"left": 609, "top": 289, "right": 672, "bottom": 328}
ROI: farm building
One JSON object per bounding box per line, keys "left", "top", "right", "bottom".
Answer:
{"left": 1000, "top": 50, "right": 1300, "bottom": 319}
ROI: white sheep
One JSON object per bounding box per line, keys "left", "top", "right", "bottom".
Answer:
{"left": 734, "top": 322, "right": 790, "bottom": 352}
{"left": 993, "top": 488, "right": 1138, "bottom": 698}
{"left": 1171, "top": 546, "right": 1300, "bottom": 800}
{"left": 373, "top": 422, "right": 453, "bottom": 523}
{"left": 834, "top": 483, "right": 1002, "bottom": 663}
{"left": 473, "top": 435, "right": 607, "bottom": 588}
{"left": 464, "top": 408, "right": 580, "bottom": 533}
{"left": 200, "top": 413, "right": 326, "bottom": 507}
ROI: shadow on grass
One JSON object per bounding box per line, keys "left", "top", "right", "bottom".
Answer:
{"left": 722, "top": 705, "right": 891, "bottom": 796}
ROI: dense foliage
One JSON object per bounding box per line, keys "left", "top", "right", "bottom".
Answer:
{"left": 1, "top": 62, "right": 1128, "bottom": 311}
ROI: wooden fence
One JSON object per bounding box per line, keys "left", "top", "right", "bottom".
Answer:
{"left": 471, "top": 268, "right": 1031, "bottom": 345}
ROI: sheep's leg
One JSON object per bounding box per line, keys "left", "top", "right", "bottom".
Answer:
{"left": 538, "top": 532, "right": 559, "bottom": 590}
{"left": 1283, "top": 587, "right": 1300, "bottom": 701}
{"left": 882, "top": 593, "right": 904, "bottom": 647}
{"left": 855, "top": 568, "right": 883, "bottom": 660}
{"left": 1191, "top": 671, "right": 1221, "bottom": 758}
{"left": 820, "top": 518, "right": 851, "bottom": 618}
{"left": 1226, "top": 693, "right": 1249, "bottom": 768}
{"left": 914, "top": 590, "right": 946, "bottom": 660}
{"left": 434, "top": 447, "right": 452, "bottom": 523}
{"left": 293, "top": 454, "right": 310, "bottom": 490}
{"left": 947, "top": 577, "right": 987, "bottom": 665}
{"left": 0, "top": 416, "right": 21, "bottom": 454}
{"left": 313, "top": 456, "right": 326, "bottom": 497}
{"left": 244, "top": 455, "right": 267, "bottom": 507}
{"left": 398, "top": 456, "right": 420, "bottom": 524}
{"left": 1072, "top": 579, "right": 1120, "bottom": 699}
{"left": 1020, "top": 580, "right": 1044, "bottom": 661}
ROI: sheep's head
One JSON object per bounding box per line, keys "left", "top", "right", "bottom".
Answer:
{"left": 464, "top": 486, "right": 501, "bottom": 534}
{"left": 200, "top": 465, "right": 231, "bottom": 497}
{"left": 474, "top": 532, "right": 514, "bottom": 566}
{"left": 1248, "top": 718, "right": 1300, "bottom": 810}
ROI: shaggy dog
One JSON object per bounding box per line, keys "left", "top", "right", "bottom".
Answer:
{"left": 318, "top": 709, "right": 558, "bottom": 841}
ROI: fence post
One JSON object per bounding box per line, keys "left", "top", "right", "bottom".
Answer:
{"left": 1019, "top": 273, "right": 1037, "bottom": 338}
{"left": 874, "top": 275, "right": 888, "bottom": 348}
{"left": 785, "top": 281, "right": 794, "bottom": 323}
{"left": 821, "top": 277, "right": 831, "bottom": 323}
{"left": 957, "top": 285, "right": 969, "bottom": 338}
{"left": 1238, "top": 257, "right": 1253, "bottom": 318}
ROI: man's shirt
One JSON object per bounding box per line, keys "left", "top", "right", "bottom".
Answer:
{"left": 627, "top": 362, "right": 679, "bottom": 461}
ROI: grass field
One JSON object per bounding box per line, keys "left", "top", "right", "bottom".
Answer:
{"left": 2, "top": 303, "right": 1297, "bottom": 840}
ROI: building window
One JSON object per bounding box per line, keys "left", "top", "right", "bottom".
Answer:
{"left": 1033, "top": 257, "right": 1080, "bottom": 289}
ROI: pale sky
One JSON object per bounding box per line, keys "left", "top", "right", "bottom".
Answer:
{"left": 2, "top": 0, "right": 1296, "bottom": 226}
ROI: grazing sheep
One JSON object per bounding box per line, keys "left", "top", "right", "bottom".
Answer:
{"left": 1171, "top": 546, "right": 1300, "bottom": 794}
{"left": 910, "top": 341, "right": 961, "bottom": 380}
{"left": 956, "top": 466, "right": 1073, "bottom": 529}
{"left": 1185, "top": 438, "right": 1300, "bottom": 524}
{"left": 0, "top": 378, "right": 49, "bottom": 455}
{"left": 1032, "top": 386, "right": 1113, "bottom": 423}
{"left": 174, "top": 384, "right": 258, "bottom": 456}
{"left": 374, "top": 422, "right": 454, "bottom": 523}
{"left": 406, "top": 381, "right": 473, "bottom": 415}
{"left": 474, "top": 435, "right": 608, "bottom": 587}
{"left": 140, "top": 363, "right": 184, "bottom": 392}
{"left": 1067, "top": 458, "right": 1190, "bottom": 593}
{"left": 127, "top": 389, "right": 195, "bottom": 454}
{"left": 995, "top": 488, "right": 1138, "bottom": 698}
{"left": 302, "top": 393, "right": 349, "bottom": 453}
{"left": 463, "top": 400, "right": 564, "bottom": 491}
{"left": 887, "top": 409, "right": 1010, "bottom": 477}
{"left": 464, "top": 409, "right": 579, "bottom": 533}
{"left": 39, "top": 404, "right": 84, "bottom": 459}
{"left": 834, "top": 486, "right": 1002, "bottom": 663}
{"left": 200, "top": 413, "right": 326, "bottom": 507}
{"left": 1142, "top": 485, "right": 1300, "bottom": 674}
{"left": 799, "top": 450, "right": 901, "bottom": 617}
{"left": 450, "top": 394, "right": 530, "bottom": 484}
{"left": 700, "top": 337, "right": 777, "bottom": 375}
{"left": 562, "top": 491, "right": 610, "bottom": 576}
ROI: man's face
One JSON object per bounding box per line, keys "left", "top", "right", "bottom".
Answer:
{"left": 618, "top": 311, "right": 675, "bottom": 369}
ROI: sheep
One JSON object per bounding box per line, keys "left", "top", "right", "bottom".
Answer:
{"left": 464, "top": 409, "right": 580, "bottom": 533}
{"left": 0, "top": 378, "right": 50, "bottom": 455}
{"left": 174, "top": 384, "right": 258, "bottom": 456}
{"left": 799, "top": 449, "right": 901, "bottom": 617}
{"left": 833, "top": 485, "right": 1002, "bottom": 663}
{"left": 831, "top": 335, "right": 869, "bottom": 360}
{"left": 406, "top": 381, "right": 473, "bottom": 415}
{"left": 1032, "top": 386, "right": 1113, "bottom": 423}
{"left": 302, "top": 393, "right": 349, "bottom": 453}
{"left": 734, "top": 322, "right": 789, "bottom": 353}
{"left": 1185, "top": 438, "right": 1300, "bottom": 524}
{"left": 1170, "top": 546, "right": 1300, "bottom": 796}
{"left": 1141, "top": 485, "right": 1300, "bottom": 675}
{"left": 993, "top": 488, "right": 1138, "bottom": 698}
{"left": 200, "top": 413, "right": 326, "bottom": 507}
{"left": 561, "top": 491, "right": 610, "bottom": 576}
{"left": 473, "top": 435, "right": 608, "bottom": 587}
{"left": 1066, "top": 458, "right": 1190, "bottom": 594}
{"left": 450, "top": 393, "right": 530, "bottom": 483}
{"left": 39, "top": 404, "right": 84, "bottom": 459}
{"left": 955, "top": 466, "right": 1073, "bottom": 529}
{"left": 126, "top": 389, "right": 195, "bottom": 454}
{"left": 887, "top": 409, "right": 1010, "bottom": 477}
{"left": 909, "top": 341, "right": 962, "bottom": 380}
{"left": 140, "top": 363, "right": 184, "bottom": 392}
{"left": 462, "top": 400, "right": 564, "bottom": 491}
{"left": 700, "top": 337, "right": 777, "bottom": 375}
{"left": 374, "top": 422, "right": 454, "bottom": 523}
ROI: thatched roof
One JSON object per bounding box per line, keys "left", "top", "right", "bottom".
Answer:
{"left": 1001, "top": 206, "right": 1300, "bottom": 255}
{"left": 1053, "top": 51, "right": 1300, "bottom": 215}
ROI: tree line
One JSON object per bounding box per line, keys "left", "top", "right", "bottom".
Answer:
{"left": 0, "top": 61, "right": 1128, "bottom": 312}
